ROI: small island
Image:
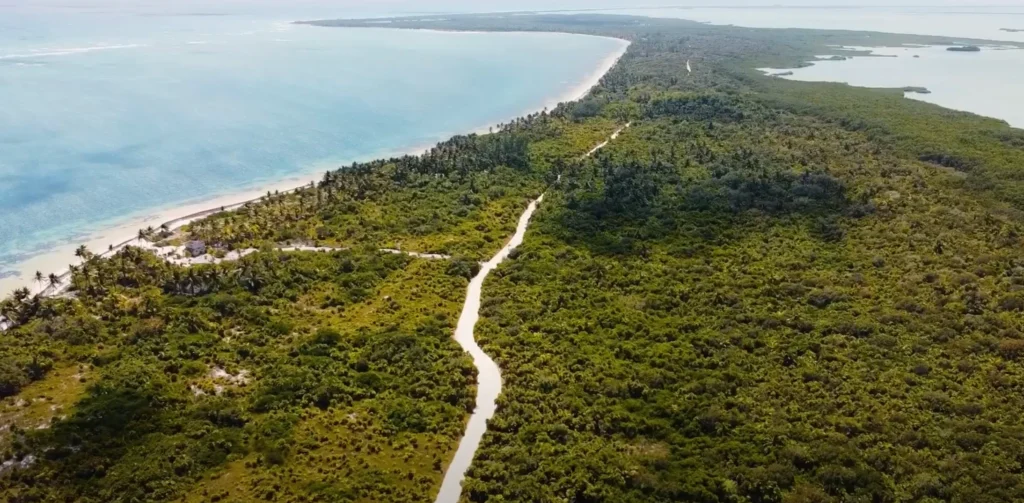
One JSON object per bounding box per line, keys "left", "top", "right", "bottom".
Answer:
{"left": 1000, "top": 28, "right": 1024, "bottom": 33}
{"left": 903, "top": 86, "right": 932, "bottom": 94}
{"left": 818, "top": 55, "right": 848, "bottom": 61}
{"left": 947, "top": 45, "right": 982, "bottom": 52}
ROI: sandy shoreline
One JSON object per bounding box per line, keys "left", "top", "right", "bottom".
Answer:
{"left": 0, "top": 36, "right": 630, "bottom": 297}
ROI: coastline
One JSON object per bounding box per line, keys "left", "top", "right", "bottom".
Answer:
{"left": 531, "top": 35, "right": 630, "bottom": 119}
{"left": 0, "top": 35, "right": 630, "bottom": 297}
{"left": 757, "top": 43, "right": 1024, "bottom": 129}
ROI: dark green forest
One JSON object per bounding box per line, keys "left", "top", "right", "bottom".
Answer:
{"left": 3, "top": 12, "right": 1024, "bottom": 503}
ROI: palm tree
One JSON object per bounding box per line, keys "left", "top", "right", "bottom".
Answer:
{"left": 170, "top": 269, "right": 183, "bottom": 294}
{"left": 13, "top": 288, "right": 29, "bottom": 303}
{"left": 74, "top": 245, "right": 95, "bottom": 263}
{"left": 34, "top": 271, "right": 43, "bottom": 290}
{"left": 47, "top": 273, "right": 61, "bottom": 293}
{"left": 78, "top": 264, "right": 93, "bottom": 294}
{"left": 185, "top": 269, "right": 198, "bottom": 296}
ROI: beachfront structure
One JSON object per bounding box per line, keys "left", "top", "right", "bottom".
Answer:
{"left": 185, "top": 241, "right": 207, "bottom": 257}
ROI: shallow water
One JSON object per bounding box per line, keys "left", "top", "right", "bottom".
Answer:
{"left": 0, "top": 5, "right": 624, "bottom": 290}
{"left": 610, "top": 6, "right": 1024, "bottom": 130}
{"left": 611, "top": 6, "right": 1024, "bottom": 43}
{"left": 759, "top": 45, "right": 1024, "bottom": 129}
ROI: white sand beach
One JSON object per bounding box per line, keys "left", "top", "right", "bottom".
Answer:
{"left": 544, "top": 36, "right": 630, "bottom": 113}
{"left": 0, "top": 35, "right": 631, "bottom": 297}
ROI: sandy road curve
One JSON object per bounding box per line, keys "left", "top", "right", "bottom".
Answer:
{"left": 434, "top": 123, "right": 630, "bottom": 503}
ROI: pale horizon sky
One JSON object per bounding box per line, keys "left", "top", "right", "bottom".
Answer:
{"left": 8, "top": 0, "right": 1024, "bottom": 15}
{"left": 4, "top": 0, "right": 1024, "bottom": 26}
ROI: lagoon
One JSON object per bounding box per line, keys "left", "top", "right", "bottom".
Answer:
{"left": 610, "top": 6, "right": 1024, "bottom": 130}
{"left": 758, "top": 44, "right": 1024, "bottom": 129}
{"left": 611, "top": 6, "right": 1024, "bottom": 44}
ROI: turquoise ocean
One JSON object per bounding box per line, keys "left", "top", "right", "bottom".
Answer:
{"left": 0, "top": 2, "right": 624, "bottom": 289}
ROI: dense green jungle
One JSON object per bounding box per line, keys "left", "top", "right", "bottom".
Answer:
{"left": 3, "top": 12, "right": 1024, "bottom": 503}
